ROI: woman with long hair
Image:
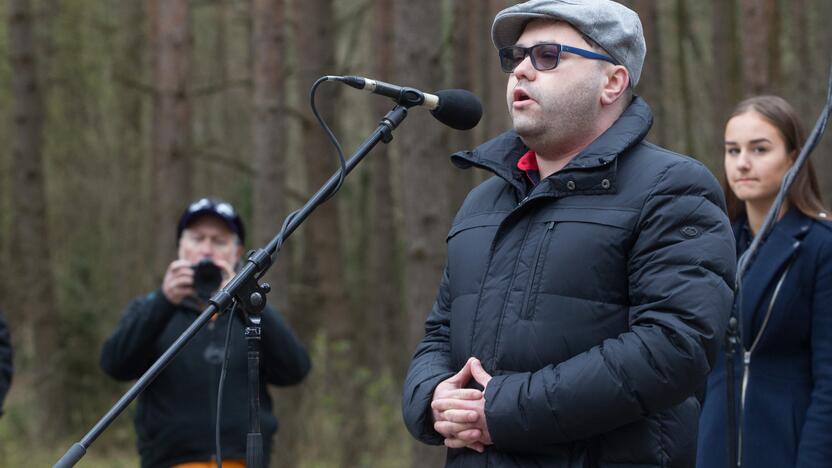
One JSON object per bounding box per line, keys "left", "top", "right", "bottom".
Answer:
{"left": 696, "top": 95, "right": 832, "bottom": 467}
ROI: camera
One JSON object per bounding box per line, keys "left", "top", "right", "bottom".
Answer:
{"left": 192, "top": 259, "right": 222, "bottom": 300}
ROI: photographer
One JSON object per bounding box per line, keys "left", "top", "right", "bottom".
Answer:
{"left": 101, "top": 197, "right": 310, "bottom": 468}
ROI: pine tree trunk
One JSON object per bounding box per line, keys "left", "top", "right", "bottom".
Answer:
{"left": 8, "top": 0, "right": 62, "bottom": 439}
{"left": 252, "top": 0, "right": 288, "bottom": 311}
{"left": 447, "top": 0, "right": 479, "bottom": 216}
{"left": 739, "top": 0, "right": 776, "bottom": 96}
{"left": 150, "top": 0, "right": 192, "bottom": 273}
{"left": 393, "top": 0, "right": 451, "bottom": 465}
{"left": 633, "top": 0, "right": 665, "bottom": 145}
{"left": 294, "top": 0, "right": 349, "bottom": 340}
{"left": 367, "top": 0, "right": 402, "bottom": 374}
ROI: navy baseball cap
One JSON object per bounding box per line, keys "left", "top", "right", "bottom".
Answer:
{"left": 176, "top": 197, "right": 245, "bottom": 244}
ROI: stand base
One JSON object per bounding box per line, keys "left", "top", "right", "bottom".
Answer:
{"left": 246, "top": 433, "right": 264, "bottom": 468}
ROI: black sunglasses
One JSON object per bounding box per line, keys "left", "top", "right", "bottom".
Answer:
{"left": 498, "top": 43, "right": 617, "bottom": 73}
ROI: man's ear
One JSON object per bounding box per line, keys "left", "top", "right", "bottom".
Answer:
{"left": 600, "top": 65, "right": 629, "bottom": 106}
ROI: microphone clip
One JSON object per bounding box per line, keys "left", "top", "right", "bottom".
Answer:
{"left": 335, "top": 75, "right": 427, "bottom": 108}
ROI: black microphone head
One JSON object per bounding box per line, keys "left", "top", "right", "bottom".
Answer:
{"left": 431, "top": 89, "right": 483, "bottom": 130}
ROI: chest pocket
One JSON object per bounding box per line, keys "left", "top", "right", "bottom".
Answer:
{"left": 446, "top": 211, "right": 508, "bottom": 299}
{"left": 522, "top": 206, "right": 638, "bottom": 319}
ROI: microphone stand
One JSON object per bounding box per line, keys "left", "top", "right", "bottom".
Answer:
{"left": 54, "top": 102, "right": 412, "bottom": 468}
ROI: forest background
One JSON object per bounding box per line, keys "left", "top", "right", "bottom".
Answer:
{"left": 1, "top": 0, "right": 831, "bottom": 466}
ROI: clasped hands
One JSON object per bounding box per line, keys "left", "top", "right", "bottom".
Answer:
{"left": 431, "top": 357, "right": 493, "bottom": 452}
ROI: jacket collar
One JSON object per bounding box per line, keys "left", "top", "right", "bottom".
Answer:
{"left": 737, "top": 208, "right": 811, "bottom": 342}
{"left": 450, "top": 96, "right": 653, "bottom": 197}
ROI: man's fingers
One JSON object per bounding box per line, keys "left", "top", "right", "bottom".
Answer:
{"left": 444, "top": 357, "right": 474, "bottom": 384}
{"left": 433, "top": 388, "right": 482, "bottom": 401}
{"left": 434, "top": 420, "right": 477, "bottom": 437}
{"left": 431, "top": 395, "right": 482, "bottom": 413}
{"left": 443, "top": 433, "right": 483, "bottom": 450}
{"left": 168, "top": 259, "right": 194, "bottom": 274}
{"left": 439, "top": 409, "right": 478, "bottom": 423}
{"left": 467, "top": 441, "right": 485, "bottom": 453}
{"left": 470, "top": 358, "right": 492, "bottom": 387}
{"left": 454, "top": 428, "right": 482, "bottom": 441}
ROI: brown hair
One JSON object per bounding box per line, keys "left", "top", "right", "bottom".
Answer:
{"left": 722, "top": 95, "right": 828, "bottom": 222}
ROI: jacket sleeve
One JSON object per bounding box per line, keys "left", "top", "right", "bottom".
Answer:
{"left": 796, "top": 231, "right": 832, "bottom": 466}
{"left": 402, "top": 267, "right": 456, "bottom": 445}
{"left": 100, "top": 291, "right": 177, "bottom": 381}
{"left": 0, "top": 312, "right": 12, "bottom": 415}
{"left": 260, "top": 306, "right": 311, "bottom": 386}
{"left": 484, "top": 160, "right": 736, "bottom": 450}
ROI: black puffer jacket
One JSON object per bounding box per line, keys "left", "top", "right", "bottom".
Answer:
{"left": 402, "top": 98, "right": 736, "bottom": 467}
{"left": 101, "top": 291, "right": 310, "bottom": 468}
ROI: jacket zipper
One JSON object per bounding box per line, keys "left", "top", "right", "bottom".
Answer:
{"left": 520, "top": 221, "right": 556, "bottom": 320}
{"left": 737, "top": 264, "right": 790, "bottom": 466}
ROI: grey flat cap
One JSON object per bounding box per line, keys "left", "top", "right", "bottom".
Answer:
{"left": 492, "top": 0, "right": 646, "bottom": 87}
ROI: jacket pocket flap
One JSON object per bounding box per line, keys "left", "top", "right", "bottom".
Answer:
{"left": 447, "top": 211, "right": 508, "bottom": 240}
{"left": 540, "top": 207, "right": 638, "bottom": 231}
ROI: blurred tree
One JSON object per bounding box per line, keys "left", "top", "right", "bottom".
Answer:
{"left": 294, "top": 0, "right": 349, "bottom": 340}
{"left": 633, "top": 0, "right": 666, "bottom": 145}
{"left": 8, "top": 0, "right": 62, "bottom": 439}
{"left": 447, "top": 0, "right": 480, "bottom": 213}
{"left": 711, "top": 0, "right": 742, "bottom": 150}
{"left": 740, "top": 0, "right": 777, "bottom": 96}
{"left": 252, "top": 0, "right": 289, "bottom": 310}
{"left": 366, "top": 0, "right": 402, "bottom": 374}
{"left": 150, "top": 0, "right": 193, "bottom": 273}
{"left": 393, "top": 0, "right": 450, "bottom": 465}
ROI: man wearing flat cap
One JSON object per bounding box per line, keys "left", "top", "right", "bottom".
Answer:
{"left": 101, "top": 197, "right": 310, "bottom": 468}
{"left": 402, "top": 1, "right": 735, "bottom": 466}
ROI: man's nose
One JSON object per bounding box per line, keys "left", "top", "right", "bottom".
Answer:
{"left": 197, "top": 239, "right": 215, "bottom": 257}
{"left": 512, "top": 54, "right": 536, "bottom": 81}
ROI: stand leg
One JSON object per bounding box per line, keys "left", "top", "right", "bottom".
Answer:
{"left": 246, "top": 313, "right": 264, "bottom": 468}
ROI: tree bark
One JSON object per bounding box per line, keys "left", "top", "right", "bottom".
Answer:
{"left": 150, "top": 0, "right": 192, "bottom": 273}
{"left": 366, "top": 0, "right": 403, "bottom": 373}
{"left": 484, "top": 0, "right": 513, "bottom": 141}
{"left": 394, "top": 0, "right": 450, "bottom": 465}
{"left": 739, "top": 0, "right": 776, "bottom": 96}
{"left": 674, "top": 0, "right": 694, "bottom": 157}
{"left": 447, "top": 0, "right": 479, "bottom": 215}
{"left": 294, "top": 0, "right": 348, "bottom": 340}
{"left": 252, "top": 0, "right": 288, "bottom": 311}
{"left": 8, "top": 0, "right": 62, "bottom": 438}
{"left": 633, "top": 0, "right": 665, "bottom": 145}
{"left": 712, "top": 0, "right": 741, "bottom": 123}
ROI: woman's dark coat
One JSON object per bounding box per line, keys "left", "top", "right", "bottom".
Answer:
{"left": 402, "top": 98, "right": 736, "bottom": 467}
{"left": 697, "top": 209, "right": 832, "bottom": 467}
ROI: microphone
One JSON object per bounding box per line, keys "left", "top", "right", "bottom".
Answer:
{"left": 330, "top": 75, "right": 483, "bottom": 131}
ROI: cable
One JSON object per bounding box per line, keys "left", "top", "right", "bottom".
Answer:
{"left": 261, "top": 77, "right": 348, "bottom": 269}
{"left": 310, "top": 76, "right": 348, "bottom": 204}
{"left": 213, "top": 76, "right": 348, "bottom": 463}
{"left": 214, "top": 301, "right": 238, "bottom": 468}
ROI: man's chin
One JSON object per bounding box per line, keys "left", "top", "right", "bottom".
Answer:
{"left": 513, "top": 123, "right": 544, "bottom": 145}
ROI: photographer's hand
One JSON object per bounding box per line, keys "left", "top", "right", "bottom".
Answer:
{"left": 213, "top": 258, "right": 237, "bottom": 289}
{"left": 162, "top": 259, "right": 195, "bottom": 304}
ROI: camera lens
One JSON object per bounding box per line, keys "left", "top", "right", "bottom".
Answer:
{"left": 192, "top": 259, "right": 222, "bottom": 300}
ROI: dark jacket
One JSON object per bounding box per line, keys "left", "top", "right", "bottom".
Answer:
{"left": 101, "top": 291, "right": 310, "bottom": 468}
{"left": 697, "top": 209, "right": 832, "bottom": 468}
{"left": 402, "top": 98, "right": 736, "bottom": 467}
{"left": 0, "top": 312, "right": 12, "bottom": 416}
